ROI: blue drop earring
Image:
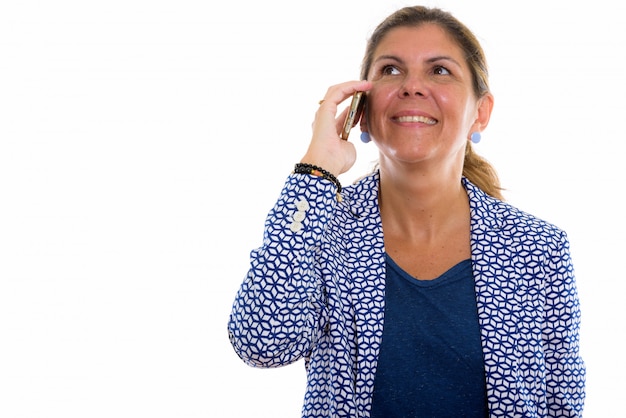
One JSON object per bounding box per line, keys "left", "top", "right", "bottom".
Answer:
{"left": 470, "top": 132, "right": 481, "bottom": 144}
{"left": 360, "top": 132, "right": 371, "bottom": 143}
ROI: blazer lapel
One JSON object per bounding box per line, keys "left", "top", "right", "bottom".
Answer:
{"left": 465, "top": 178, "right": 522, "bottom": 406}
{"left": 343, "top": 173, "right": 386, "bottom": 413}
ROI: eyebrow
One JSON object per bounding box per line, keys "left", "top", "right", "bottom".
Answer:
{"left": 374, "top": 54, "right": 462, "bottom": 68}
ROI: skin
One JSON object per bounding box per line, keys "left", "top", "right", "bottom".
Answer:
{"left": 302, "top": 23, "right": 494, "bottom": 279}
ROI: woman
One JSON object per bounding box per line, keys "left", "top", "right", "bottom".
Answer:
{"left": 228, "top": 6, "right": 585, "bottom": 417}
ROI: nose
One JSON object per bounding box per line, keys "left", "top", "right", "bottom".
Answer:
{"left": 402, "top": 90, "right": 424, "bottom": 97}
{"left": 400, "top": 75, "right": 426, "bottom": 98}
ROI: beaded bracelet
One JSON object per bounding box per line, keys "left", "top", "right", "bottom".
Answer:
{"left": 293, "top": 163, "right": 343, "bottom": 202}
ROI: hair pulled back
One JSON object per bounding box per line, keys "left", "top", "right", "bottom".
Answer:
{"left": 361, "top": 6, "right": 503, "bottom": 199}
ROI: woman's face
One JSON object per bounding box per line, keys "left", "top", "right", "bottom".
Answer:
{"left": 365, "top": 24, "right": 489, "bottom": 169}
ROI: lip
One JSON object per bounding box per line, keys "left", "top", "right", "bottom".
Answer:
{"left": 391, "top": 110, "right": 438, "bottom": 125}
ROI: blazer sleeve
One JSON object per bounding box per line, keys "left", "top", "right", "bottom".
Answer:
{"left": 228, "top": 174, "right": 337, "bottom": 368}
{"left": 542, "top": 229, "right": 586, "bottom": 416}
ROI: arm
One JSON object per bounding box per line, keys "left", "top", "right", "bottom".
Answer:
{"left": 228, "top": 80, "right": 371, "bottom": 368}
{"left": 542, "top": 230, "right": 586, "bottom": 416}
{"left": 228, "top": 174, "right": 338, "bottom": 368}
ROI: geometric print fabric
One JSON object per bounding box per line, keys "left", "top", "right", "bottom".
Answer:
{"left": 228, "top": 171, "right": 585, "bottom": 417}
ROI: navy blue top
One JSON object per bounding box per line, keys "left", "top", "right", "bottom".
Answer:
{"left": 369, "top": 255, "right": 488, "bottom": 417}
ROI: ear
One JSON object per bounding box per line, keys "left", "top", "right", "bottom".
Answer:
{"left": 471, "top": 93, "right": 494, "bottom": 133}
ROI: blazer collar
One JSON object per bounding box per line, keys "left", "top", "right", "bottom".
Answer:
{"left": 346, "top": 171, "right": 505, "bottom": 232}
{"left": 343, "top": 171, "right": 381, "bottom": 220}
{"left": 463, "top": 177, "right": 508, "bottom": 232}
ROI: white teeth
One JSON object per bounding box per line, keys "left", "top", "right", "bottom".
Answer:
{"left": 395, "top": 115, "right": 437, "bottom": 124}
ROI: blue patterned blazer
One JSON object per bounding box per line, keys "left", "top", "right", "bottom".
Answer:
{"left": 228, "top": 171, "right": 585, "bottom": 417}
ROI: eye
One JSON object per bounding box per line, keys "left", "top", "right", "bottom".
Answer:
{"left": 381, "top": 65, "right": 401, "bottom": 76}
{"left": 433, "top": 65, "right": 451, "bottom": 75}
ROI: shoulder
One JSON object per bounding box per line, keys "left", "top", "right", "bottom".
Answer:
{"left": 338, "top": 171, "right": 380, "bottom": 217}
{"left": 463, "top": 178, "right": 568, "bottom": 245}
{"left": 343, "top": 170, "right": 379, "bottom": 198}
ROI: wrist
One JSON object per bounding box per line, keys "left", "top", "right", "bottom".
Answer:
{"left": 299, "top": 157, "right": 342, "bottom": 177}
{"left": 293, "top": 163, "right": 343, "bottom": 202}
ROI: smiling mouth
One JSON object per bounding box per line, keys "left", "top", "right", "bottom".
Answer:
{"left": 394, "top": 115, "right": 437, "bottom": 125}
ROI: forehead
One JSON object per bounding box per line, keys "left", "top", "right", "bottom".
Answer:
{"left": 374, "top": 23, "right": 463, "bottom": 58}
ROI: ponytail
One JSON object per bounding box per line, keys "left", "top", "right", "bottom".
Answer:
{"left": 463, "top": 144, "right": 503, "bottom": 200}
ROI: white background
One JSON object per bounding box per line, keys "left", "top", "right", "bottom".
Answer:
{"left": 1, "top": 0, "right": 624, "bottom": 416}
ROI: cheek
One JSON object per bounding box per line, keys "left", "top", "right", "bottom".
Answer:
{"left": 434, "top": 90, "right": 457, "bottom": 111}
{"left": 369, "top": 83, "right": 397, "bottom": 102}
{"left": 438, "top": 89, "right": 476, "bottom": 118}
{"left": 364, "top": 85, "right": 395, "bottom": 125}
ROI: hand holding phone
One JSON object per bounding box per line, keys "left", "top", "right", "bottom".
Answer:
{"left": 340, "top": 92, "right": 365, "bottom": 140}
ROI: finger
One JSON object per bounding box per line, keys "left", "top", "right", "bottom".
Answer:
{"left": 319, "top": 80, "right": 372, "bottom": 109}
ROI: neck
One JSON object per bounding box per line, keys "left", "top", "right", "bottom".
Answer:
{"left": 378, "top": 161, "right": 468, "bottom": 240}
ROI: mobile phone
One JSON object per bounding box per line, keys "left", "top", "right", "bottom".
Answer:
{"left": 340, "top": 91, "right": 365, "bottom": 140}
